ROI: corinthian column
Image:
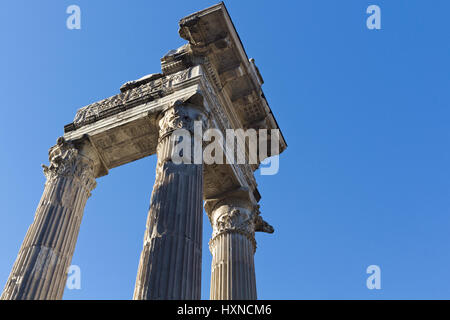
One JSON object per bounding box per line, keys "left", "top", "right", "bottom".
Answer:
{"left": 1, "top": 137, "right": 97, "bottom": 300}
{"left": 134, "top": 98, "right": 208, "bottom": 300}
{"left": 205, "top": 189, "right": 274, "bottom": 300}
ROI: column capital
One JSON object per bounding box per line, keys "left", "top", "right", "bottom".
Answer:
{"left": 42, "top": 137, "right": 96, "bottom": 195}
{"left": 158, "top": 93, "right": 210, "bottom": 139}
{"left": 205, "top": 187, "right": 274, "bottom": 252}
{"left": 206, "top": 188, "right": 270, "bottom": 300}
{"left": 2, "top": 138, "right": 97, "bottom": 300}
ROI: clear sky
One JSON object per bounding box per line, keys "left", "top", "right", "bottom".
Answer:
{"left": 0, "top": 0, "right": 449, "bottom": 300}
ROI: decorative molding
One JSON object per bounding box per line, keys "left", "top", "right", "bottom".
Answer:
{"left": 65, "top": 68, "right": 194, "bottom": 132}
{"left": 200, "top": 66, "right": 258, "bottom": 192}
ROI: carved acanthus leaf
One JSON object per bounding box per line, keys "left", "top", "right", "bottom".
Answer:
{"left": 42, "top": 138, "right": 96, "bottom": 193}
{"left": 158, "top": 99, "right": 208, "bottom": 138}
{"left": 215, "top": 208, "right": 254, "bottom": 236}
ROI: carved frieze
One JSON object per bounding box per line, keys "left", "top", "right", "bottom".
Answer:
{"left": 65, "top": 68, "right": 193, "bottom": 133}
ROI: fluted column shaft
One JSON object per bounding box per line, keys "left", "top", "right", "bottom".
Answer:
{"left": 134, "top": 101, "right": 208, "bottom": 300}
{"left": 1, "top": 138, "right": 96, "bottom": 300}
{"left": 206, "top": 194, "right": 274, "bottom": 300}
{"left": 210, "top": 230, "right": 257, "bottom": 299}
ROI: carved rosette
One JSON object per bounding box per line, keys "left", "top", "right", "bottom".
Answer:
{"left": 42, "top": 138, "right": 96, "bottom": 196}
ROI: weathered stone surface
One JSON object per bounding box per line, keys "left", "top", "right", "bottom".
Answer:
{"left": 205, "top": 188, "right": 273, "bottom": 300}
{"left": 1, "top": 138, "right": 97, "bottom": 300}
{"left": 133, "top": 98, "right": 208, "bottom": 300}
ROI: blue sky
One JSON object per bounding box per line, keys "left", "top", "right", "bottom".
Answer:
{"left": 0, "top": 0, "right": 449, "bottom": 300}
